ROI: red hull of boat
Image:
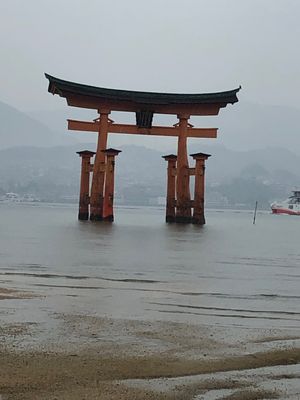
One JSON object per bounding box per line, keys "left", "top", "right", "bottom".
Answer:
{"left": 272, "top": 208, "right": 300, "bottom": 215}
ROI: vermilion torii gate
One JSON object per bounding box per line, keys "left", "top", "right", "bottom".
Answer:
{"left": 45, "top": 74, "right": 240, "bottom": 224}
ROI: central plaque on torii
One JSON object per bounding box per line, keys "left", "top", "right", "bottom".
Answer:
{"left": 45, "top": 74, "right": 240, "bottom": 224}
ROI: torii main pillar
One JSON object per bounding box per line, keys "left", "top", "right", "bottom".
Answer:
{"left": 176, "top": 115, "right": 192, "bottom": 223}
{"left": 90, "top": 111, "right": 110, "bottom": 221}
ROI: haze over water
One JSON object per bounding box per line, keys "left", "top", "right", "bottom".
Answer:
{"left": 0, "top": 203, "right": 299, "bottom": 331}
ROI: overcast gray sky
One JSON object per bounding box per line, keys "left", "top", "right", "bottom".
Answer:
{"left": 1, "top": 0, "right": 300, "bottom": 112}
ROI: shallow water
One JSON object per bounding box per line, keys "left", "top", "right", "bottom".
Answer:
{"left": 0, "top": 203, "right": 299, "bottom": 329}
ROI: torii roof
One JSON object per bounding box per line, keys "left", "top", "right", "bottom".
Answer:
{"left": 45, "top": 73, "right": 240, "bottom": 116}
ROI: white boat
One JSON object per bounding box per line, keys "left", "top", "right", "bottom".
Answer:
{"left": 1, "top": 192, "right": 21, "bottom": 202}
{"left": 271, "top": 190, "right": 300, "bottom": 215}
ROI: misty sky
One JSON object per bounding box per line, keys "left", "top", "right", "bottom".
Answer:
{"left": 1, "top": 0, "right": 300, "bottom": 113}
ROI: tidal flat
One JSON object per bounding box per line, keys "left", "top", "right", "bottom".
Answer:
{"left": 0, "top": 308, "right": 300, "bottom": 399}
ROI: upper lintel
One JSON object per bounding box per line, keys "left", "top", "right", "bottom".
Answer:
{"left": 45, "top": 73, "right": 240, "bottom": 116}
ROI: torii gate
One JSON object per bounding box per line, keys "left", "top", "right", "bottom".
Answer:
{"left": 45, "top": 74, "right": 240, "bottom": 224}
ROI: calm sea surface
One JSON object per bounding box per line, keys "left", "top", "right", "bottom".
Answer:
{"left": 0, "top": 203, "right": 299, "bottom": 329}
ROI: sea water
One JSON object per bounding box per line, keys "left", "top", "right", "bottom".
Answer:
{"left": 0, "top": 203, "right": 299, "bottom": 329}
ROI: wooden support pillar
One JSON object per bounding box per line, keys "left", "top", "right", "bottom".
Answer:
{"left": 162, "top": 154, "right": 177, "bottom": 223}
{"left": 90, "top": 111, "right": 110, "bottom": 221}
{"left": 77, "top": 150, "right": 95, "bottom": 220}
{"left": 102, "top": 148, "right": 121, "bottom": 221}
{"left": 191, "top": 152, "right": 211, "bottom": 225}
{"left": 176, "top": 115, "right": 192, "bottom": 223}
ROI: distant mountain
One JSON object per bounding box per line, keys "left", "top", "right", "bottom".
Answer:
{"left": 0, "top": 143, "right": 166, "bottom": 186}
{"left": 0, "top": 143, "right": 300, "bottom": 207}
{"left": 190, "top": 144, "right": 300, "bottom": 184}
{"left": 0, "top": 100, "right": 76, "bottom": 149}
{"left": 0, "top": 144, "right": 165, "bottom": 202}
{"left": 1, "top": 143, "right": 300, "bottom": 187}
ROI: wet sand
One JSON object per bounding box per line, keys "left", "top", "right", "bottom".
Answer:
{"left": 0, "top": 287, "right": 35, "bottom": 301}
{"left": 0, "top": 294, "right": 300, "bottom": 399}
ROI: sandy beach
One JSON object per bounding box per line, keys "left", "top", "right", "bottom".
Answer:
{"left": 0, "top": 287, "right": 300, "bottom": 399}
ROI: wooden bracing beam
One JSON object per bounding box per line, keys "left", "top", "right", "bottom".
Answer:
{"left": 67, "top": 119, "right": 217, "bottom": 139}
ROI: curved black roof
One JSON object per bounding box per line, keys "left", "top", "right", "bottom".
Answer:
{"left": 45, "top": 74, "right": 240, "bottom": 105}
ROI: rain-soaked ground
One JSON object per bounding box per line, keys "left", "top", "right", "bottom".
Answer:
{"left": 0, "top": 203, "right": 299, "bottom": 399}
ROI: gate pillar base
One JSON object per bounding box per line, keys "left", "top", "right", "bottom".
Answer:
{"left": 90, "top": 212, "right": 103, "bottom": 221}
{"left": 166, "top": 215, "right": 176, "bottom": 223}
{"left": 175, "top": 215, "right": 193, "bottom": 224}
{"left": 78, "top": 212, "right": 89, "bottom": 221}
{"left": 103, "top": 215, "right": 114, "bottom": 222}
{"left": 192, "top": 214, "right": 205, "bottom": 225}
